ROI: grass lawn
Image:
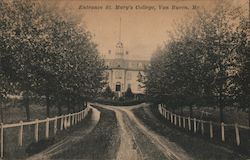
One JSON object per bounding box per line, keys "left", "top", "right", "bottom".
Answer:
{"left": 133, "top": 105, "right": 250, "bottom": 159}
{"left": 174, "top": 106, "right": 249, "bottom": 126}
{"left": 0, "top": 102, "right": 88, "bottom": 159}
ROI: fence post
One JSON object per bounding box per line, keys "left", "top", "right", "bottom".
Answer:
{"left": 72, "top": 114, "right": 75, "bottom": 125}
{"left": 64, "top": 115, "right": 67, "bottom": 129}
{"left": 167, "top": 112, "right": 169, "bottom": 120}
{"left": 83, "top": 110, "right": 86, "bottom": 118}
{"left": 45, "top": 118, "right": 49, "bottom": 139}
{"left": 210, "top": 121, "right": 213, "bottom": 139}
{"left": 75, "top": 114, "right": 77, "bottom": 124}
{"left": 183, "top": 117, "right": 186, "bottom": 128}
{"left": 178, "top": 115, "right": 181, "bottom": 127}
{"left": 74, "top": 114, "right": 77, "bottom": 124}
{"left": 170, "top": 113, "right": 173, "bottom": 123}
{"left": 68, "top": 115, "right": 71, "bottom": 127}
{"left": 201, "top": 121, "right": 204, "bottom": 135}
{"left": 54, "top": 117, "right": 57, "bottom": 135}
{"left": 18, "top": 121, "right": 23, "bottom": 146}
{"left": 35, "top": 119, "right": 39, "bottom": 142}
{"left": 60, "top": 116, "right": 64, "bottom": 130}
{"left": 76, "top": 113, "right": 78, "bottom": 124}
{"left": 1, "top": 123, "right": 3, "bottom": 158}
{"left": 221, "top": 122, "right": 225, "bottom": 142}
{"left": 174, "top": 114, "right": 177, "bottom": 125}
{"left": 235, "top": 123, "right": 240, "bottom": 146}
{"left": 84, "top": 109, "right": 87, "bottom": 118}
{"left": 67, "top": 115, "right": 69, "bottom": 127}
{"left": 194, "top": 118, "right": 197, "bottom": 133}
{"left": 188, "top": 117, "right": 191, "bottom": 131}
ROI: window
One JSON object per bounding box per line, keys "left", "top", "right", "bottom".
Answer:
{"left": 105, "top": 72, "right": 109, "bottom": 79}
{"left": 127, "top": 83, "right": 131, "bottom": 89}
{"left": 127, "top": 72, "right": 132, "bottom": 80}
{"left": 115, "top": 71, "right": 122, "bottom": 79}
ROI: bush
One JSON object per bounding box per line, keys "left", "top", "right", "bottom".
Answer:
{"left": 102, "top": 86, "right": 115, "bottom": 98}
{"left": 124, "top": 88, "right": 134, "bottom": 99}
{"left": 94, "top": 98, "right": 145, "bottom": 106}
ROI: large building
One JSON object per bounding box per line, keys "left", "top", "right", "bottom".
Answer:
{"left": 103, "top": 40, "right": 149, "bottom": 97}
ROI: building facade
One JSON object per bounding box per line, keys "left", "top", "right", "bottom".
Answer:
{"left": 104, "top": 41, "right": 149, "bottom": 96}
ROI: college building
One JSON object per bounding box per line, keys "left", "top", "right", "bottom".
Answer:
{"left": 103, "top": 40, "right": 149, "bottom": 97}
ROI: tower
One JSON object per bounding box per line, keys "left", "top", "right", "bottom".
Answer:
{"left": 115, "top": 18, "right": 124, "bottom": 59}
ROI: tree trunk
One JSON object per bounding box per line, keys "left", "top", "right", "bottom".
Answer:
{"left": 57, "top": 104, "right": 62, "bottom": 116}
{"left": 248, "top": 106, "right": 250, "bottom": 127}
{"left": 173, "top": 108, "right": 176, "bottom": 114}
{"left": 189, "top": 106, "right": 193, "bottom": 118}
{"left": 25, "top": 95, "right": 30, "bottom": 121}
{"left": 46, "top": 94, "right": 50, "bottom": 117}
{"left": 219, "top": 106, "right": 224, "bottom": 123}
{"left": 180, "top": 107, "right": 184, "bottom": 116}
{"left": 219, "top": 97, "right": 224, "bottom": 123}
{"left": 0, "top": 102, "right": 3, "bottom": 123}
{"left": 67, "top": 97, "right": 71, "bottom": 113}
{"left": 83, "top": 100, "right": 85, "bottom": 108}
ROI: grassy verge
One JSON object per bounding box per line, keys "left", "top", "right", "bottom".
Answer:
{"left": 3, "top": 106, "right": 91, "bottom": 160}
{"left": 133, "top": 105, "right": 249, "bottom": 160}
{"left": 52, "top": 106, "right": 120, "bottom": 160}
{"left": 173, "top": 106, "right": 249, "bottom": 126}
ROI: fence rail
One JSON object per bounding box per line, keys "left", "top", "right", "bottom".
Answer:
{"left": 158, "top": 104, "right": 250, "bottom": 147}
{"left": 0, "top": 105, "right": 91, "bottom": 158}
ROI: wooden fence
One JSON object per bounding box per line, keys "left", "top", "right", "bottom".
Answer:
{"left": 158, "top": 104, "right": 250, "bottom": 148}
{"left": 0, "top": 105, "right": 91, "bottom": 158}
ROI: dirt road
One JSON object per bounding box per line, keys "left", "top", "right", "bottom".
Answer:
{"left": 27, "top": 103, "right": 192, "bottom": 160}
{"left": 96, "top": 103, "right": 191, "bottom": 160}
{"left": 27, "top": 103, "right": 247, "bottom": 160}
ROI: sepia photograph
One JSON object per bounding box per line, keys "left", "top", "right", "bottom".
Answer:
{"left": 0, "top": 0, "right": 250, "bottom": 159}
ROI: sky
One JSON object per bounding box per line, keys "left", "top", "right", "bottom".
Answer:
{"left": 55, "top": 0, "right": 249, "bottom": 60}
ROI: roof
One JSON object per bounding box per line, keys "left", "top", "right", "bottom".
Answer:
{"left": 104, "top": 58, "right": 149, "bottom": 71}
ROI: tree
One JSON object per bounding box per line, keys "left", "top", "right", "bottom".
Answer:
{"left": 193, "top": 2, "right": 243, "bottom": 122}
{"left": 145, "top": 1, "right": 244, "bottom": 122}
{"left": 125, "top": 87, "right": 134, "bottom": 99}
{"left": 103, "top": 86, "right": 115, "bottom": 98}
{"left": 0, "top": 0, "right": 105, "bottom": 119}
{"left": 236, "top": 17, "right": 250, "bottom": 126}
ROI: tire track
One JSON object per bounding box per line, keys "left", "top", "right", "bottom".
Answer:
{"left": 119, "top": 107, "right": 191, "bottom": 160}
{"left": 26, "top": 106, "right": 100, "bottom": 160}
{"left": 94, "top": 103, "right": 191, "bottom": 160}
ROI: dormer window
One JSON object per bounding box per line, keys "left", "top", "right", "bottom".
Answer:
{"left": 138, "top": 62, "right": 143, "bottom": 68}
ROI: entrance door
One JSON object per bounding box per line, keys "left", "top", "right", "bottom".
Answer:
{"left": 116, "top": 84, "right": 121, "bottom": 92}
{"left": 115, "top": 82, "right": 121, "bottom": 92}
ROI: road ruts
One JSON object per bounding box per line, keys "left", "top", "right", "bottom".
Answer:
{"left": 27, "top": 104, "right": 191, "bottom": 160}
{"left": 95, "top": 103, "right": 192, "bottom": 160}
